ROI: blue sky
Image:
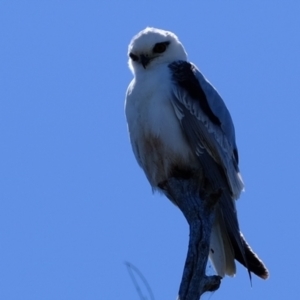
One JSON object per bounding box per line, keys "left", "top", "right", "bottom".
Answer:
{"left": 1, "top": 2, "right": 299, "bottom": 299}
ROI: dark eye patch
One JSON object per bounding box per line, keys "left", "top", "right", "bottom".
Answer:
{"left": 129, "top": 52, "right": 139, "bottom": 61}
{"left": 152, "top": 41, "right": 170, "bottom": 54}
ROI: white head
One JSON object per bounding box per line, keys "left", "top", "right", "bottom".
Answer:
{"left": 128, "top": 27, "right": 188, "bottom": 74}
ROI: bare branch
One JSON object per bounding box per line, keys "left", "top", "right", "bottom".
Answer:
{"left": 163, "top": 177, "right": 222, "bottom": 300}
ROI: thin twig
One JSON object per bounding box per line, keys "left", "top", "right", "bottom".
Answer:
{"left": 125, "top": 261, "right": 155, "bottom": 300}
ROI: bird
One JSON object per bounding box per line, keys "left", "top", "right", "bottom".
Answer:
{"left": 125, "top": 27, "right": 268, "bottom": 280}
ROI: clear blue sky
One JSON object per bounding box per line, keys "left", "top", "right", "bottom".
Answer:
{"left": 1, "top": 2, "right": 299, "bottom": 299}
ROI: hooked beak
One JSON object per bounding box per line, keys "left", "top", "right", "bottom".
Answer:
{"left": 140, "top": 54, "right": 151, "bottom": 69}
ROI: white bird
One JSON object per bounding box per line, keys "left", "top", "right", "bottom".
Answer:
{"left": 125, "top": 27, "right": 268, "bottom": 279}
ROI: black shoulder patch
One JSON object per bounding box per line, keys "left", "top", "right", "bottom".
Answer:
{"left": 169, "top": 61, "right": 221, "bottom": 126}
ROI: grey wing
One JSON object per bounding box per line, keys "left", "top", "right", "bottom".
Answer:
{"left": 169, "top": 61, "right": 244, "bottom": 199}
{"left": 166, "top": 61, "right": 269, "bottom": 279}
{"left": 169, "top": 61, "right": 249, "bottom": 276}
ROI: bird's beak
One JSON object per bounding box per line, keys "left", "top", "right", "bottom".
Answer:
{"left": 140, "top": 55, "right": 150, "bottom": 69}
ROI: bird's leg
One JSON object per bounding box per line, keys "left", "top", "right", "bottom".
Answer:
{"left": 163, "top": 177, "right": 222, "bottom": 300}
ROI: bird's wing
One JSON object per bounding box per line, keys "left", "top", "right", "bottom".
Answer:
{"left": 168, "top": 61, "right": 248, "bottom": 276}
{"left": 168, "top": 61, "right": 244, "bottom": 199}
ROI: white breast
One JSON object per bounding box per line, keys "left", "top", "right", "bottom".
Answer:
{"left": 125, "top": 65, "right": 196, "bottom": 187}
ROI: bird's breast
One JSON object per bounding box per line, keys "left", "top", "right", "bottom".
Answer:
{"left": 125, "top": 71, "right": 197, "bottom": 187}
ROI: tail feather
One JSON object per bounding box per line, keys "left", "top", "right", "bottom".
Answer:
{"left": 235, "top": 233, "right": 269, "bottom": 279}
{"left": 210, "top": 202, "right": 269, "bottom": 280}
{"left": 209, "top": 211, "right": 236, "bottom": 277}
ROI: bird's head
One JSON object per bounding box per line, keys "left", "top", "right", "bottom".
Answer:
{"left": 128, "top": 27, "right": 188, "bottom": 74}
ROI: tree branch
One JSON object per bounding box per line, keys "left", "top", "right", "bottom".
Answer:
{"left": 163, "top": 177, "right": 222, "bottom": 300}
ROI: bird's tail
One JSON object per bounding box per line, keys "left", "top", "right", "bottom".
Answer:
{"left": 209, "top": 199, "right": 269, "bottom": 280}
{"left": 234, "top": 232, "right": 269, "bottom": 279}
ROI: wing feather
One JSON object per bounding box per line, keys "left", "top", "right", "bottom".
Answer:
{"left": 168, "top": 60, "right": 247, "bottom": 276}
{"left": 169, "top": 61, "right": 244, "bottom": 198}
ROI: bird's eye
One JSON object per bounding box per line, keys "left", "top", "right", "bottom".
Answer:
{"left": 152, "top": 42, "right": 170, "bottom": 54}
{"left": 129, "top": 53, "right": 139, "bottom": 61}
